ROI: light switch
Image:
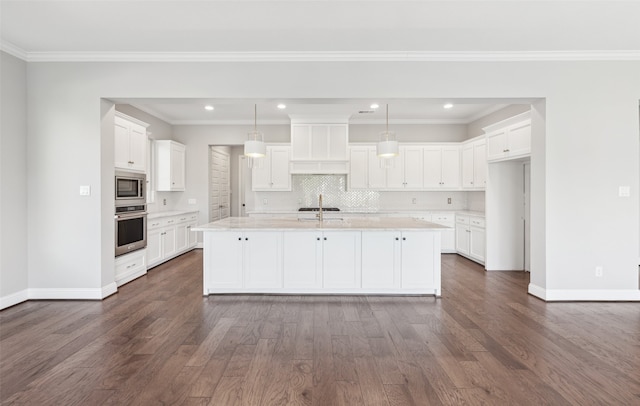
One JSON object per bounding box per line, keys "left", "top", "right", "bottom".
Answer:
{"left": 619, "top": 186, "right": 630, "bottom": 197}
{"left": 79, "top": 185, "right": 91, "bottom": 196}
{"left": 188, "top": 198, "right": 197, "bottom": 205}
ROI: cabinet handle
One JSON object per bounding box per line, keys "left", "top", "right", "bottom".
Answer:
{"left": 238, "top": 237, "right": 242, "bottom": 241}
{"left": 245, "top": 238, "right": 249, "bottom": 241}
{"left": 402, "top": 237, "right": 406, "bottom": 241}
{"left": 470, "top": 181, "right": 474, "bottom": 184}
{"left": 395, "top": 237, "right": 399, "bottom": 241}
{"left": 167, "top": 220, "right": 173, "bottom": 224}
{"left": 324, "top": 237, "right": 327, "bottom": 241}
{"left": 180, "top": 217, "right": 186, "bottom": 221}
{"left": 317, "top": 237, "right": 320, "bottom": 241}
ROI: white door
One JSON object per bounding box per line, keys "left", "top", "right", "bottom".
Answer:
{"left": 170, "top": 143, "right": 185, "bottom": 190}
{"left": 175, "top": 223, "right": 188, "bottom": 253}
{"left": 348, "top": 147, "right": 369, "bottom": 190}
{"left": 461, "top": 144, "right": 474, "bottom": 188}
{"left": 128, "top": 124, "right": 147, "bottom": 172}
{"left": 244, "top": 231, "right": 282, "bottom": 289}
{"left": 456, "top": 224, "right": 470, "bottom": 255}
{"left": 469, "top": 227, "right": 485, "bottom": 262}
{"left": 402, "top": 147, "right": 424, "bottom": 189}
{"left": 367, "top": 149, "right": 387, "bottom": 189}
{"left": 209, "top": 147, "right": 230, "bottom": 222}
{"left": 486, "top": 130, "right": 508, "bottom": 161}
{"left": 114, "top": 118, "right": 131, "bottom": 170}
{"left": 441, "top": 146, "right": 460, "bottom": 188}
{"left": 269, "top": 147, "right": 291, "bottom": 190}
{"left": 507, "top": 122, "right": 531, "bottom": 157}
{"left": 207, "top": 232, "right": 243, "bottom": 289}
{"left": 473, "top": 142, "right": 487, "bottom": 188}
{"left": 146, "top": 229, "right": 163, "bottom": 267}
{"left": 162, "top": 227, "right": 177, "bottom": 258}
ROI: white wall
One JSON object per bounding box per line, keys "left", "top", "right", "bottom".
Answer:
{"left": 20, "top": 59, "right": 640, "bottom": 301}
{"left": 0, "top": 51, "right": 28, "bottom": 308}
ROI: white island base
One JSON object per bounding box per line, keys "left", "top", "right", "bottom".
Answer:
{"left": 194, "top": 217, "right": 444, "bottom": 297}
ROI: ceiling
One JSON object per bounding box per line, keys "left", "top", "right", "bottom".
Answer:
{"left": 3, "top": 1, "right": 635, "bottom": 124}
{"left": 124, "top": 98, "right": 520, "bottom": 125}
{"left": 2, "top": 1, "right": 640, "bottom": 59}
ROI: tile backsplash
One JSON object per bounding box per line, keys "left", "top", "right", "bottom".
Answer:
{"left": 251, "top": 175, "right": 479, "bottom": 212}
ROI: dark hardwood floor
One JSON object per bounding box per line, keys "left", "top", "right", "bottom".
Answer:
{"left": 1, "top": 251, "right": 639, "bottom": 405}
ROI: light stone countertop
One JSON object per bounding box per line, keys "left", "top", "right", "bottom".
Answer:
{"left": 192, "top": 216, "right": 449, "bottom": 232}
{"left": 148, "top": 210, "right": 198, "bottom": 220}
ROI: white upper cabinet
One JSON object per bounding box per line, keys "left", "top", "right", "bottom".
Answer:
{"left": 386, "top": 146, "right": 423, "bottom": 190}
{"left": 484, "top": 111, "right": 531, "bottom": 162}
{"left": 348, "top": 145, "right": 386, "bottom": 190}
{"left": 290, "top": 117, "right": 349, "bottom": 174}
{"left": 422, "top": 145, "right": 460, "bottom": 189}
{"left": 155, "top": 140, "right": 186, "bottom": 191}
{"left": 252, "top": 145, "right": 291, "bottom": 191}
{"left": 114, "top": 112, "right": 149, "bottom": 172}
{"left": 461, "top": 138, "right": 486, "bottom": 190}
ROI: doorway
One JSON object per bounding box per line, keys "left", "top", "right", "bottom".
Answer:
{"left": 209, "top": 146, "right": 231, "bottom": 222}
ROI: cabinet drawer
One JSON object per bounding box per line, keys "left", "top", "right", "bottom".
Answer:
{"left": 456, "top": 215, "right": 469, "bottom": 225}
{"left": 148, "top": 219, "right": 165, "bottom": 230}
{"left": 431, "top": 213, "right": 454, "bottom": 225}
{"left": 469, "top": 217, "right": 485, "bottom": 228}
{"left": 115, "top": 250, "right": 146, "bottom": 275}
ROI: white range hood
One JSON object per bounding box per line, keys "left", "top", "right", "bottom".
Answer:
{"left": 289, "top": 115, "right": 350, "bottom": 174}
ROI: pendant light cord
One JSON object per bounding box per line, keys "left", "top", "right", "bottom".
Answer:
{"left": 385, "top": 104, "right": 389, "bottom": 140}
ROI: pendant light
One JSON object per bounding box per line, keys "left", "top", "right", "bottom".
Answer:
{"left": 377, "top": 104, "right": 398, "bottom": 158}
{"left": 244, "top": 104, "right": 266, "bottom": 158}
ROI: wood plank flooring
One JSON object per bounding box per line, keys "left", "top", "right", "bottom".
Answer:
{"left": 1, "top": 251, "right": 639, "bottom": 405}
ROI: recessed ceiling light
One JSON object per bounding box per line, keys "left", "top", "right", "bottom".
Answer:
{"left": 370, "top": 103, "right": 380, "bottom": 109}
{"left": 277, "top": 104, "right": 286, "bottom": 109}
{"left": 204, "top": 105, "right": 214, "bottom": 111}
{"left": 443, "top": 103, "right": 454, "bottom": 109}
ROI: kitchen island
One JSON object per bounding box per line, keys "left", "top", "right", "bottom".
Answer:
{"left": 193, "top": 217, "right": 446, "bottom": 296}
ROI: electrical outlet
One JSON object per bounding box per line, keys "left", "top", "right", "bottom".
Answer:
{"left": 188, "top": 198, "right": 196, "bottom": 205}
{"left": 447, "top": 197, "right": 452, "bottom": 204}
{"left": 79, "top": 185, "right": 91, "bottom": 196}
{"left": 412, "top": 198, "right": 417, "bottom": 204}
{"left": 595, "top": 266, "right": 603, "bottom": 277}
{"left": 619, "top": 186, "right": 630, "bottom": 197}
{"left": 263, "top": 199, "right": 268, "bottom": 205}
{"left": 163, "top": 198, "right": 167, "bottom": 206}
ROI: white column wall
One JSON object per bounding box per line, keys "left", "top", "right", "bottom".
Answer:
{"left": 0, "top": 52, "right": 28, "bottom": 308}
{"left": 21, "top": 60, "right": 640, "bottom": 300}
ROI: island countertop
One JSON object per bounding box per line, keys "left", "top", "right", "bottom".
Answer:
{"left": 192, "top": 216, "right": 449, "bottom": 232}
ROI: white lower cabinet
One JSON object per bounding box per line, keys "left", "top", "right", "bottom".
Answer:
{"left": 205, "top": 231, "right": 282, "bottom": 291}
{"left": 147, "top": 211, "right": 198, "bottom": 269}
{"left": 455, "top": 214, "right": 485, "bottom": 264}
{"left": 283, "top": 231, "right": 361, "bottom": 290}
{"left": 114, "top": 249, "right": 147, "bottom": 287}
{"left": 361, "top": 231, "right": 440, "bottom": 294}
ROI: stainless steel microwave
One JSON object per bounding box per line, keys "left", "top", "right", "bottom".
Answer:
{"left": 115, "top": 170, "right": 146, "bottom": 206}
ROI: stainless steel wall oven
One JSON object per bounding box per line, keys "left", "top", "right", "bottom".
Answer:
{"left": 115, "top": 204, "right": 147, "bottom": 256}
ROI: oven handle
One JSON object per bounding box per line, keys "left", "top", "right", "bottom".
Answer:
{"left": 115, "top": 212, "right": 148, "bottom": 220}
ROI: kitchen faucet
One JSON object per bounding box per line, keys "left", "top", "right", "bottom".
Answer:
{"left": 317, "top": 194, "right": 323, "bottom": 222}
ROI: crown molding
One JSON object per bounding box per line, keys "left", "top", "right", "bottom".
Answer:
{"left": 0, "top": 41, "right": 28, "bottom": 60}
{"left": 3, "top": 44, "right": 640, "bottom": 62}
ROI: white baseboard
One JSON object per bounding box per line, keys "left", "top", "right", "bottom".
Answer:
{"left": 102, "top": 282, "right": 118, "bottom": 298}
{"left": 528, "top": 283, "right": 640, "bottom": 301}
{"left": 0, "top": 289, "right": 29, "bottom": 310}
{"left": 27, "top": 287, "right": 108, "bottom": 300}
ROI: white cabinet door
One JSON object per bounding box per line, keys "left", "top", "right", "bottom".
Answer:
{"left": 207, "top": 233, "right": 243, "bottom": 289}
{"left": 155, "top": 140, "right": 186, "bottom": 191}
{"left": 128, "top": 124, "right": 147, "bottom": 172}
{"left": 507, "top": 121, "right": 531, "bottom": 157}
{"left": 487, "top": 129, "right": 508, "bottom": 161}
{"left": 162, "top": 227, "right": 177, "bottom": 258}
{"left": 455, "top": 223, "right": 470, "bottom": 255}
{"left": 473, "top": 141, "right": 487, "bottom": 188}
{"left": 283, "top": 232, "right": 322, "bottom": 289}
{"left": 170, "top": 143, "right": 185, "bottom": 190}
{"left": 322, "top": 231, "right": 361, "bottom": 289}
{"left": 461, "top": 144, "right": 474, "bottom": 188}
{"left": 244, "top": 232, "right": 282, "bottom": 289}
{"left": 251, "top": 154, "right": 272, "bottom": 190}
{"left": 403, "top": 147, "right": 424, "bottom": 189}
{"left": 367, "top": 149, "right": 387, "bottom": 189}
{"left": 328, "top": 125, "right": 348, "bottom": 160}
{"left": 291, "top": 125, "right": 311, "bottom": 160}
{"left": 400, "top": 232, "right": 436, "bottom": 289}
{"left": 469, "top": 226, "right": 486, "bottom": 263}
{"left": 175, "top": 223, "right": 188, "bottom": 253}
{"left": 270, "top": 147, "right": 291, "bottom": 190}
{"left": 187, "top": 222, "right": 198, "bottom": 248}
{"left": 310, "top": 125, "right": 329, "bottom": 160}
{"left": 361, "top": 231, "right": 400, "bottom": 289}
{"left": 114, "top": 118, "right": 131, "bottom": 170}
{"left": 440, "top": 147, "right": 460, "bottom": 188}
{"left": 348, "top": 147, "right": 369, "bottom": 190}
{"left": 422, "top": 147, "right": 442, "bottom": 188}
{"left": 146, "top": 228, "right": 162, "bottom": 267}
